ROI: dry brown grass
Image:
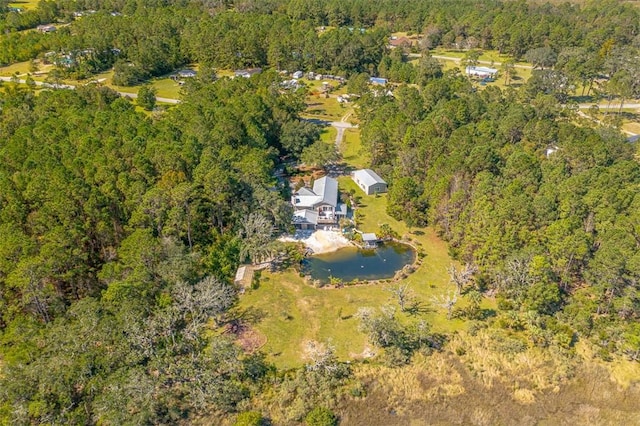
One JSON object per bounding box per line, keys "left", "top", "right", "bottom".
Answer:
{"left": 447, "top": 330, "right": 575, "bottom": 398}
{"left": 354, "top": 352, "right": 465, "bottom": 412}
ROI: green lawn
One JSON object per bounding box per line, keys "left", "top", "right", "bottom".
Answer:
{"left": 319, "top": 126, "right": 337, "bottom": 144}
{"left": 240, "top": 223, "right": 469, "bottom": 370}
{"left": 8, "top": 0, "right": 40, "bottom": 10}
{"left": 0, "top": 61, "right": 34, "bottom": 77}
{"left": 303, "top": 94, "right": 348, "bottom": 121}
{"left": 340, "top": 128, "right": 367, "bottom": 168}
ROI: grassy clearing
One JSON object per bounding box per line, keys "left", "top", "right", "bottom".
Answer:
{"left": 240, "top": 123, "right": 483, "bottom": 369}
{"left": 340, "top": 128, "right": 367, "bottom": 169}
{"left": 8, "top": 0, "right": 39, "bottom": 10}
{"left": 239, "top": 223, "right": 466, "bottom": 370}
{"left": 319, "top": 126, "right": 337, "bottom": 144}
{"left": 0, "top": 61, "right": 33, "bottom": 77}
{"left": 431, "top": 48, "right": 530, "bottom": 67}
{"left": 303, "top": 94, "right": 348, "bottom": 121}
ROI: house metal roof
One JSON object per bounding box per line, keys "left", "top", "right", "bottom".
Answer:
{"left": 293, "top": 209, "right": 318, "bottom": 225}
{"left": 312, "top": 176, "right": 338, "bottom": 207}
{"left": 362, "top": 233, "right": 378, "bottom": 242}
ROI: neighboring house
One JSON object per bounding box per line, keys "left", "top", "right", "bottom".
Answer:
{"left": 351, "top": 169, "right": 387, "bottom": 195}
{"left": 234, "top": 68, "right": 262, "bottom": 78}
{"left": 177, "top": 69, "right": 197, "bottom": 78}
{"left": 369, "top": 77, "right": 388, "bottom": 85}
{"left": 465, "top": 66, "right": 498, "bottom": 79}
{"left": 388, "top": 36, "right": 413, "bottom": 49}
{"left": 292, "top": 70, "right": 303, "bottom": 79}
{"left": 37, "top": 24, "right": 57, "bottom": 33}
{"left": 291, "top": 176, "right": 347, "bottom": 230}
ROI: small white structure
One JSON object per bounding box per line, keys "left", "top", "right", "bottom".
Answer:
{"left": 465, "top": 66, "right": 498, "bottom": 79}
{"left": 352, "top": 169, "right": 387, "bottom": 195}
{"left": 37, "top": 24, "right": 57, "bottom": 33}
{"left": 177, "top": 69, "right": 197, "bottom": 78}
{"left": 234, "top": 68, "right": 262, "bottom": 78}
{"left": 292, "top": 70, "right": 303, "bottom": 79}
{"left": 362, "top": 233, "right": 379, "bottom": 248}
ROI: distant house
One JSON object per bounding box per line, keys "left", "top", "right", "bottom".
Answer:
{"left": 465, "top": 66, "right": 498, "bottom": 79}
{"left": 351, "top": 169, "right": 387, "bottom": 195}
{"left": 37, "top": 24, "right": 57, "bottom": 33}
{"left": 362, "top": 233, "right": 379, "bottom": 248}
{"left": 177, "top": 69, "right": 197, "bottom": 78}
{"left": 388, "top": 36, "right": 413, "bottom": 49}
{"left": 369, "top": 77, "right": 388, "bottom": 85}
{"left": 234, "top": 68, "right": 262, "bottom": 78}
{"left": 292, "top": 70, "right": 303, "bottom": 79}
{"left": 292, "top": 176, "right": 347, "bottom": 230}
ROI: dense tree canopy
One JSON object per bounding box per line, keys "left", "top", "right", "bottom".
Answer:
{"left": 1, "top": 0, "right": 640, "bottom": 423}
{"left": 357, "top": 73, "right": 640, "bottom": 359}
{"left": 0, "top": 74, "right": 308, "bottom": 423}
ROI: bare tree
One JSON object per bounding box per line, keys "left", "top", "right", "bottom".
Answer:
{"left": 432, "top": 291, "right": 458, "bottom": 320}
{"left": 387, "top": 283, "right": 414, "bottom": 312}
{"left": 305, "top": 340, "right": 340, "bottom": 375}
{"left": 173, "top": 276, "right": 237, "bottom": 330}
{"left": 447, "top": 263, "right": 478, "bottom": 295}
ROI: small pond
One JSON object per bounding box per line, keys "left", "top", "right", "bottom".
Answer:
{"left": 304, "top": 242, "right": 416, "bottom": 284}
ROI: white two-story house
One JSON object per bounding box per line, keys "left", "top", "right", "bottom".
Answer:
{"left": 291, "top": 176, "right": 347, "bottom": 230}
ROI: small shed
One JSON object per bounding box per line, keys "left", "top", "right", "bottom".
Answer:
{"left": 292, "top": 70, "right": 303, "bottom": 79}
{"left": 362, "top": 233, "right": 379, "bottom": 248}
{"left": 234, "top": 265, "right": 254, "bottom": 290}
{"left": 352, "top": 169, "right": 387, "bottom": 195}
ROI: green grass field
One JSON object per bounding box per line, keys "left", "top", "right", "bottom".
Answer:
{"left": 340, "top": 128, "right": 367, "bottom": 168}
{"left": 239, "top": 223, "right": 468, "bottom": 370}
{"left": 319, "top": 125, "right": 337, "bottom": 143}
{"left": 8, "top": 0, "right": 39, "bottom": 10}
{"left": 0, "top": 61, "right": 34, "bottom": 76}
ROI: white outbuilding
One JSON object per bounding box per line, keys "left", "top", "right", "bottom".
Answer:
{"left": 351, "top": 169, "right": 387, "bottom": 195}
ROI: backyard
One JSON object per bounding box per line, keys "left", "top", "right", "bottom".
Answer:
{"left": 237, "top": 104, "right": 491, "bottom": 370}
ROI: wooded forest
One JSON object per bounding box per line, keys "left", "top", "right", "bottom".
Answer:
{"left": 1, "top": 0, "right": 639, "bottom": 424}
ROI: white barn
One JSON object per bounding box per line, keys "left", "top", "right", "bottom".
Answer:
{"left": 352, "top": 169, "right": 387, "bottom": 195}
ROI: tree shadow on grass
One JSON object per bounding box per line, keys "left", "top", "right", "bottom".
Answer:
{"left": 405, "top": 301, "right": 433, "bottom": 316}
{"left": 231, "top": 306, "right": 267, "bottom": 325}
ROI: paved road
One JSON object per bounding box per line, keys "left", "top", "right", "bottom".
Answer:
{"left": 0, "top": 76, "right": 181, "bottom": 104}
{"left": 409, "top": 53, "right": 534, "bottom": 70}
{"left": 577, "top": 102, "right": 640, "bottom": 110}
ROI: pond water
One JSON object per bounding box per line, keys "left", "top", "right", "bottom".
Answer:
{"left": 304, "top": 242, "right": 416, "bottom": 283}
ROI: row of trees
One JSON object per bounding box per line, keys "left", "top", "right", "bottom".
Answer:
{"left": 1, "top": 0, "right": 639, "bottom": 84}
{"left": 357, "top": 75, "right": 640, "bottom": 360}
